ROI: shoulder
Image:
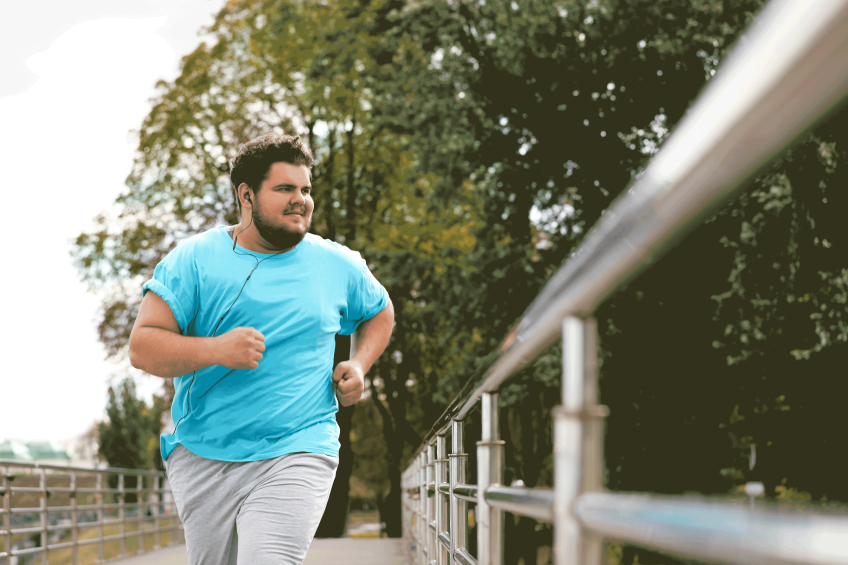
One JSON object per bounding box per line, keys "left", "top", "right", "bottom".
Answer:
{"left": 161, "top": 226, "right": 224, "bottom": 264}
{"left": 302, "top": 234, "right": 366, "bottom": 266}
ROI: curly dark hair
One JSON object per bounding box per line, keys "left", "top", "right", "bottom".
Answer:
{"left": 230, "top": 133, "right": 314, "bottom": 210}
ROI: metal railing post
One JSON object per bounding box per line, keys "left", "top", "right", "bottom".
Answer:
{"left": 449, "top": 420, "right": 468, "bottom": 564}
{"left": 70, "top": 471, "right": 78, "bottom": 565}
{"left": 555, "top": 317, "right": 606, "bottom": 565}
{"left": 119, "top": 473, "right": 126, "bottom": 558}
{"left": 39, "top": 468, "right": 47, "bottom": 565}
{"left": 154, "top": 475, "right": 161, "bottom": 549}
{"left": 435, "top": 435, "right": 448, "bottom": 565}
{"left": 420, "top": 452, "right": 427, "bottom": 565}
{"left": 477, "top": 392, "right": 504, "bottom": 565}
{"left": 96, "top": 472, "right": 104, "bottom": 564}
{"left": 136, "top": 473, "right": 144, "bottom": 553}
{"left": 3, "top": 465, "right": 11, "bottom": 565}
{"left": 427, "top": 444, "right": 436, "bottom": 565}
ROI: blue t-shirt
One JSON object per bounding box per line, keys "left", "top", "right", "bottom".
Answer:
{"left": 141, "top": 226, "right": 389, "bottom": 463}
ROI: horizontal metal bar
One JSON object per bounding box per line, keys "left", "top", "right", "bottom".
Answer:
{"left": 0, "top": 459, "right": 165, "bottom": 475}
{"left": 0, "top": 488, "right": 170, "bottom": 502}
{"left": 456, "top": 547, "right": 477, "bottom": 565}
{"left": 485, "top": 485, "right": 554, "bottom": 522}
{"left": 454, "top": 483, "right": 478, "bottom": 503}
{"left": 8, "top": 501, "right": 175, "bottom": 514}
{"left": 72, "top": 525, "right": 182, "bottom": 548}
{"left": 5, "top": 506, "right": 40, "bottom": 514}
{"left": 438, "top": 482, "right": 450, "bottom": 495}
{"left": 0, "top": 484, "right": 170, "bottom": 494}
{"left": 409, "top": 0, "right": 848, "bottom": 462}
{"left": 3, "top": 524, "right": 183, "bottom": 556}
{"left": 6, "top": 545, "right": 44, "bottom": 557}
{"left": 438, "top": 531, "right": 450, "bottom": 550}
{"left": 75, "top": 501, "right": 164, "bottom": 511}
{"left": 43, "top": 526, "right": 182, "bottom": 552}
{"left": 429, "top": 520, "right": 437, "bottom": 532}
{"left": 2, "top": 525, "right": 41, "bottom": 535}
{"left": 1, "top": 512, "right": 179, "bottom": 535}
{"left": 41, "top": 540, "right": 76, "bottom": 551}
{"left": 575, "top": 492, "right": 848, "bottom": 565}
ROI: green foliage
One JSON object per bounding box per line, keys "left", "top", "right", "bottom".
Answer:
{"left": 98, "top": 378, "right": 163, "bottom": 472}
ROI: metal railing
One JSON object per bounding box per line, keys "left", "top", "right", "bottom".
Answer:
{"left": 1, "top": 460, "right": 183, "bottom": 564}
{"left": 401, "top": 0, "right": 848, "bottom": 564}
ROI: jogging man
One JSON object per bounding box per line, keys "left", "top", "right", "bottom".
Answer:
{"left": 128, "top": 133, "right": 394, "bottom": 564}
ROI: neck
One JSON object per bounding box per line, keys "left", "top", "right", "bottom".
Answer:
{"left": 232, "top": 217, "right": 297, "bottom": 254}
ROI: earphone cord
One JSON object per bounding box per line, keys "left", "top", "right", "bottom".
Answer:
{"left": 172, "top": 219, "right": 286, "bottom": 436}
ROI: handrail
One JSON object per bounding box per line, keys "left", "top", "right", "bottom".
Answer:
{"left": 402, "top": 1, "right": 848, "bottom": 565}
{"left": 0, "top": 459, "right": 164, "bottom": 476}
{"left": 418, "top": 0, "right": 848, "bottom": 449}
{"left": 575, "top": 492, "right": 848, "bottom": 565}
{"left": 485, "top": 485, "right": 554, "bottom": 522}
{"left": 1, "top": 459, "right": 184, "bottom": 564}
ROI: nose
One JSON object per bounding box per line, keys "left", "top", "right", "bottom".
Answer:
{"left": 291, "top": 190, "right": 305, "bottom": 205}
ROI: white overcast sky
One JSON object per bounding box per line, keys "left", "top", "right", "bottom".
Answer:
{"left": 0, "top": 0, "right": 226, "bottom": 444}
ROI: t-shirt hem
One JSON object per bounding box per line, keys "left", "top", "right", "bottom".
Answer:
{"left": 164, "top": 438, "right": 339, "bottom": 462}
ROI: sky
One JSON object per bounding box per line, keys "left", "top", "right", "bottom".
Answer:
{"left": 0, "top": 0, "right": 226, "bottom": 446}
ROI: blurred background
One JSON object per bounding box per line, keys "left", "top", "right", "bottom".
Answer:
{"left": 2, "top": 0, "right": 846, "bottom": 563}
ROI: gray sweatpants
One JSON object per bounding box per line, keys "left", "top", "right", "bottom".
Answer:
{"left": 165, "top": 445, "right": 338, "bottom": 565}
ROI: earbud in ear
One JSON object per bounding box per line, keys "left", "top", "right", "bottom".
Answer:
{"left": 245, "top": 193, "right": 252, "bottom": 203}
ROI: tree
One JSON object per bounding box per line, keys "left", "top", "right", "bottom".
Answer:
{"left": 98, "top": 378, "right": 164, "bottom": 502}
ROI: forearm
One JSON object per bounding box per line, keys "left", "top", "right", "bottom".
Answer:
{"left": 350, "top": 300, "right": 395, "bottom": 374}
{"left": 129, "top": 327, "right": 220, "bottom": 379}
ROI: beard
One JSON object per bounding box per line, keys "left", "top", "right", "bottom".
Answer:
{"left": 251, "top": 199, "right": 311, "bottom": 251}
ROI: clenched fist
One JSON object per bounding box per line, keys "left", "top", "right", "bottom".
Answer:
{"left": 214, "top": 327, "right": 265, "bottom": 370}
{"left": 332, "top": 360, "right": 365, "bottom": 407}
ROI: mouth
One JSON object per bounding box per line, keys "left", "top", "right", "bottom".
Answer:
{"left": 284, "top": 210, "right": 305, "bottom": 216}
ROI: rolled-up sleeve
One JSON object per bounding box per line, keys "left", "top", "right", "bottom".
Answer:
{"left": 142, "top": 249, "right": 198, "bottom": 334}
{"left": 339, "top": 256, "right": 389, "bottom": 336}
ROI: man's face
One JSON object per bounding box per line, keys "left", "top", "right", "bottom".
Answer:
{"left": 250, "top": 161, "right": 313, "bottom": 250}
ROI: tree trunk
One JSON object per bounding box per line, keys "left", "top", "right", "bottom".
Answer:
{"left": 346, "top": 110, "right": 356, "bottom": 241}
{"left": 371, "top": 372, "right": 405, "bottom": 538}
{"left": 324, "top": 124, "right": 337, "bottom": 241}
{"left": 382, "top": 463, "right": 403, "bottom": 537}
{"left": 315, "top": 333, "right": 355, "bottom": 537}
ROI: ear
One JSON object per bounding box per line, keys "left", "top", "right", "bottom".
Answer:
{"left": 238, "top": 183, "right": 252, "bottom": 205}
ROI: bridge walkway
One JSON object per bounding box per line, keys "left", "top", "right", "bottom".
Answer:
{"left": 117, "top": 538, "right": 407, "bottom": 565}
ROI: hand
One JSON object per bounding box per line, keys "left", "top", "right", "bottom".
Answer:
{"left": 214, "top": 327, "right": 265, "bottom": 370}
{"left": 332, "top": 360, "right": 365, "bottom": 407}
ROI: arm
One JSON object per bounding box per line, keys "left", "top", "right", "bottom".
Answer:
{"left": 332, "top": 298, "right": 394, "bottom": 406}
{"left": 129, "top": 291, "right": 265, "bottom": 379}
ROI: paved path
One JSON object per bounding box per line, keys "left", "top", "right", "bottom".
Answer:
{"left": 116, "top": 539, "right": 407, "bottom": 564}
{"left": 116, "top": 545, "right": 188, "bottom": 565}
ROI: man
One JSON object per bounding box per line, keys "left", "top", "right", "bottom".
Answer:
{"left": 128, "top": 133, "right": 394, "bottom": 565}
